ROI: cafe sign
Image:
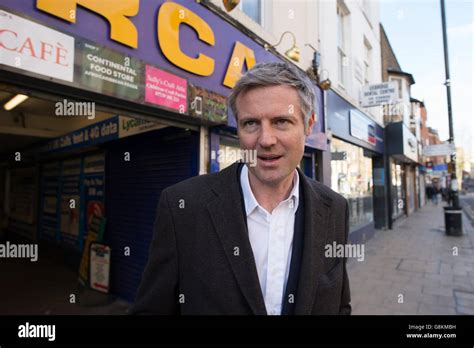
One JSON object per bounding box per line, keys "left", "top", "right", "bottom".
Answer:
{"left": 0, "top": 9, "right": 74, "bottom": 82}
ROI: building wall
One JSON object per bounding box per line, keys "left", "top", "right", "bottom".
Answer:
{"left": 420, "top": 104, "right": 429, "bottom": 147}
{"left": 210, "top": 0, "right": 383, "bottom": 125}
{"left": 380, "top": 24, "right": 401, "bottom": 81}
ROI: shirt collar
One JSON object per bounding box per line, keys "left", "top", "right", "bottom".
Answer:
{"left": 240, "top": 164, "right": 300, "bottom": 216}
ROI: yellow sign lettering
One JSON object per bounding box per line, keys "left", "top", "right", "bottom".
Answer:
{"left": 158, "top": 2, "right": 215, "bottom": 77}
{"left": 36, "top": 0, "right": 139, "bottom": 48}
{"left": 223, "top": 41, "right": 256, "bottom": 88}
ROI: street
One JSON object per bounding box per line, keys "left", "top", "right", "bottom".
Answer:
{"left": 348, "top": 195, "right": 474, "bottom": 315}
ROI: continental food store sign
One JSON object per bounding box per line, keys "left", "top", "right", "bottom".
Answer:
{"left": 1, "top": 0, "right": 279, "bottom": 97}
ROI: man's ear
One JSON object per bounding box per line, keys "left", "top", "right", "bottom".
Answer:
{"left": 306, "top": 112, "right": 316, "bottom": 136}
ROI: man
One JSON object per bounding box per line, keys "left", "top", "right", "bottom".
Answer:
{"left": 130, "top": 62, "right": 351, "bottom": 315}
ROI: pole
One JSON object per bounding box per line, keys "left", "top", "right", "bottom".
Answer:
{"left": 440, "top": 0, "right": 459, "bottom": 208}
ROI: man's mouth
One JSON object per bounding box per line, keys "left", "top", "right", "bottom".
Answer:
{"left": 258, "top": 154, "right": 283, "bottom": 164}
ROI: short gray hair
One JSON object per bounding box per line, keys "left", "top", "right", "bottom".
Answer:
{"left": 228, "top": 61, "right": 316, "bottom": 130}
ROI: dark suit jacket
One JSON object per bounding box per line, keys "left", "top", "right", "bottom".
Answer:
{"left": 130, "top": 162, "right": 351, "bottom": 315}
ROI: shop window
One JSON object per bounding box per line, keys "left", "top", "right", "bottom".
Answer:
{"left": 330, "top": 138, "right": 373, "bottom": 232}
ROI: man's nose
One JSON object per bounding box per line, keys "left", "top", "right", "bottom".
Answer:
{"left": 258, "top": 123, "right": 277, "bottom": 148}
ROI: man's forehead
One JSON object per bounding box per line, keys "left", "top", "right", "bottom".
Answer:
{"left": 237, "top": 84, "right": 299, "bottom": 98}
{"left": 236, "top": 87, "right": 301, "bottom": 111}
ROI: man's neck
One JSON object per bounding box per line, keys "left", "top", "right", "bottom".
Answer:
{"left": 247, "top": 167, "right": 296, "bottom": 213}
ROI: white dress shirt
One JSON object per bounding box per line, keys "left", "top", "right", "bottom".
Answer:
{"left": 240, "top": 165, "right": 300, "bottom": 315}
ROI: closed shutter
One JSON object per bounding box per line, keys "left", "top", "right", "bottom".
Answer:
{"left": 104, "top": 127, "right": 199, "bottom": 302}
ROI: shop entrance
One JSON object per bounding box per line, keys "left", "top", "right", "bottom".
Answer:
{"left": 0, "top": 85, "right": 199, "bottom": 303}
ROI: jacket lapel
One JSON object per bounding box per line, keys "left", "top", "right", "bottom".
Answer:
{"left": 294, "top": 169, "right": 332, "bottom": 315}
{"left": 206, "top": 163, "right": 267, "bottom": 315}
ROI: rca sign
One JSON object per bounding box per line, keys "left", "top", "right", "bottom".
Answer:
{"left": 36, "top": 0, "right": 256, "bottom": 88}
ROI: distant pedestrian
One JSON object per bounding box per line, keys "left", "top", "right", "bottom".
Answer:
{"left": 432, "top": 187, "right": 439, "bottom": 205}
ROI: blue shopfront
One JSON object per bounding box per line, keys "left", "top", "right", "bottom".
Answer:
{"left": 327, "top": 89, "right": 387, "bottom": 243}
{"left": 0, "top": 0, "right": 327, "bottom": 302}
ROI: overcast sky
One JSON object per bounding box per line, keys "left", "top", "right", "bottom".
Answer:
{"left": 380, "top": 0, "right": 473, "bottom": 158}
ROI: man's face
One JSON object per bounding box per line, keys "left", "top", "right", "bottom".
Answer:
{"left": 236, "top": 85, "right": 315, "bottom": 186}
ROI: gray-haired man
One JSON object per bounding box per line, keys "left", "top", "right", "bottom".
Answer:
{"left": 131, "top": 62, "right": 351, "bottom": 315}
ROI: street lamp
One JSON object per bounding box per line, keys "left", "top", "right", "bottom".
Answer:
{"left": 440, "top": 0, "right": 459, "bottom": 209}
{"left": 440, "top": 0, "right": 463, "bottom": 237}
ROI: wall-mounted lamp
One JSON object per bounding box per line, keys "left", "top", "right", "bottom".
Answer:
{"left": 304, "top": 44, "right": 321, "bottom": 74}
{"left": 223, "top": 0, "right": 240, "bottom": 12}
{"left": 3, "top": 94, "right": 29, "bottom": 111}
{"left": 319, "top": 69, "right": 332, "bottom": 90}
{"left": 264, "top": 31, "right": 300, "bottom": 62}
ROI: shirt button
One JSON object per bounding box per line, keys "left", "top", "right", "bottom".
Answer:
{"left": 270, "top": 309, "right": 277, "bottom": 315}
{"left": 289, "top": 201, "right": 294, "bottom": 209}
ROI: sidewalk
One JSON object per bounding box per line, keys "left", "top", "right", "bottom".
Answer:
{"left": 0, "top": 243, "right": 130, "bottom": 315}
{"left": 347, "top": 200, "right": 474, "bottom": 315}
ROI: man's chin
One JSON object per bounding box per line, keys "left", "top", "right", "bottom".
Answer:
{"left": 250, "top": 167, "right": 290, "bottom": 186}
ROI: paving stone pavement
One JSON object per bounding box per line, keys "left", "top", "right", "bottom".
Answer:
{"left": 347, "top": 199, "right": 474, "bottom": 315}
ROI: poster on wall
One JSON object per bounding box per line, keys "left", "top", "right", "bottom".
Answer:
{"left": 78, "top": 215, "right": 106, "bottom": 285}
{"left": 76, "top": 40, "right": 143, "bottom": 101}
{"left": 89, "top": 242, "right": 111, "bottom": 293}
{"left": 60, "top": 194, "right": 80, "bottom": 237}
{"left": 83, "top": 153, "right": 105, "bottom": 236}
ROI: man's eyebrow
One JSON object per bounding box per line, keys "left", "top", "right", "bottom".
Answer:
{"left": 273, "top": 114, "right": 298, "bottom": 120}
{"left": 238, "top": 115, "right": 260, "bottom": 121}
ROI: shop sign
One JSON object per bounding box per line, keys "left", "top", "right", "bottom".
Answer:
{"left": 433, "top": 164, "right": 448, "bottom": 172}
{"left": 118, "top": 116, "right": 165, "bottom": 139}
{"left": 39, "top": 118, "right": 119, "bottom": 153}
{"left": 423, "top": 143, "right": 455, "bottom": 157}
{"left": 328, "top": 90, "right": 384, "bottom": 154}
{"left": 0, "top": 0, "right": 284, "bottom": 98}
{"left": 360, "top": 81, "right": 398, "bottom": 107}
{"left": 0, "top": 9, "right": 74, "bottom": 81}
{"left": 76, "top": 40, "right": 142, "bottom": 100}
{"left": 188, "top": 84, "right": 227, "bottom": 123}
{"left": 145, "top": 65, "right": 187, "bottom": 113}
{"left": 402, "top": 125, "right": 418, "bottom": 162}
{"left": 39, "top": 116, "right": 169, "bottom": 154}
{"left": 34, "top": 0, "right": 256, "bottom": 90}
{"left": 349, "top": 109, "right": 376, "bottom": 146}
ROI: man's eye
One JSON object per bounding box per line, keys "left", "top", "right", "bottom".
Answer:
{"left": 244, "top": 120, "right": 256, "bottom": 127}
{"left": 276, "top": 119, "right": 290, "bottom": 125}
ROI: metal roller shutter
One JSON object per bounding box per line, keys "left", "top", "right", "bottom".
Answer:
{"left": 104, "top": 127, "right": 199, "bottom": 302}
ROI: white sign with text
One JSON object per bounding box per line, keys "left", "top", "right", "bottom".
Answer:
{"left": 0, "top": 10, "right": 74, "bottom": 82}
{"left": 360, "top": 81, "right": 398, "bottom": 107}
